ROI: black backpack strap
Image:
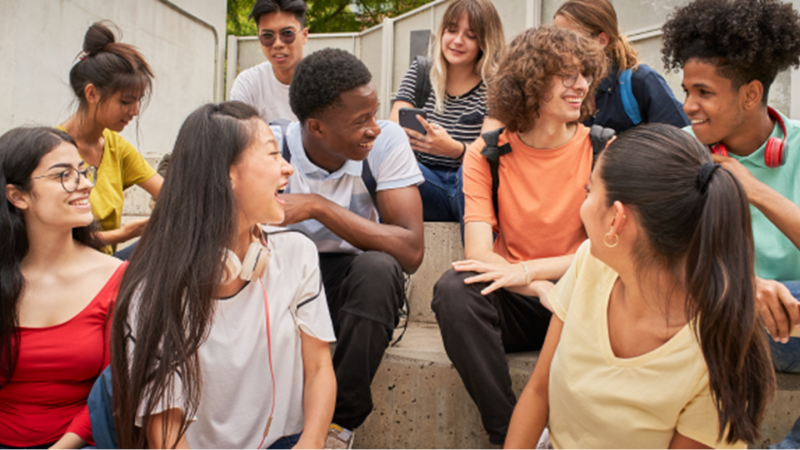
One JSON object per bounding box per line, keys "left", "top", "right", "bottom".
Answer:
{"left": 589, "top": 125, "right": 615, "bottom": 167}
{"left": 361, "top": 160, "right": 379, "bottom": 213}
{"left": 270, "top": 119, "right": 292, "bottom": 162}
{"left": 413, "top": 55, "right": 433, "bottom": 109}
{"left": 479, "top": 127, "right": 511, "bottom": 224}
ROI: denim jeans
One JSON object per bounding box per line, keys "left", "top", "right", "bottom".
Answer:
{"left": 267, "top": 432, "right": 301, "bottom": 449}
{"left": 417, "top": 163, "right": 464, "bottom": 229}
{"left": 769, "top": 281, "right": 800, "bottom": 449}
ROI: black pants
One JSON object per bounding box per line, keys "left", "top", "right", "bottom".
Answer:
{"left": 319, "top": 251, "right": 404, "bottom": 430}
{"left": 431, "top": 269, "right": 552, "bottom": 445}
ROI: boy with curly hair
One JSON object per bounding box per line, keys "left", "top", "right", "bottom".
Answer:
{"left": 430, "top": 26, "right": 607, "bottom": 445}
{"left": 274, "top": 48, "right": 424, "bottom": 442}
{"left": 662, "top": 1, "right": 800, "bottom": 445}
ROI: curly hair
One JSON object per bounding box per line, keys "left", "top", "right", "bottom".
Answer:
{"left": 488, "top": 26, "right": 606, "bottom": 133}
{"left": 662, "top": 0, "right": 800, "bottom": 103}
{"left": 289, "top": 48, "right": 373, "bottom": 123}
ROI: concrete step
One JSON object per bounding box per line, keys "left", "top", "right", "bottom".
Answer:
{"left": 355, "top": 322, "right": 800, "bottom": 449}
{"left": 407, "top": 223, "right": 463, "bottom": 324}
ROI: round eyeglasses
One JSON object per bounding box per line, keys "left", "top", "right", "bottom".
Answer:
{"left": 561, "top": 72, "right": 594, "bottom": 88}
{"left": 258, "top": 29, "right": 297, "bottom": 47}
{"left": 30, "top": 166, "right": 98, "bottom": 193}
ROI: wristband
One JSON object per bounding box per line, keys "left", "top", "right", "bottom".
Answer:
{"left": 520, "top": 261, "right": 532, "bottom": 285}
{"left": 458, "top": 141, "right": 467, "bottom": 160}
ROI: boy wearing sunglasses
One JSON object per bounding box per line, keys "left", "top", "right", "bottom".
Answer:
{"left": 229, "top": 0, "right": 309, "bottom": 124}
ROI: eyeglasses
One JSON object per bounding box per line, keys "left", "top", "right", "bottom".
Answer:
{"left": 561, "top": 72, "right": 594, "bottom": 88}
{"left": 258, "top": 29, "right": 297, "bottom": 47}
{"left": 30, "top": 166, "right": 98, "bottom": 193}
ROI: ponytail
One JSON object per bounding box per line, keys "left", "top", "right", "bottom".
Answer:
{"left": 600, "top": 123, "right": 774, "bottom": 444}
{"left": 686, "top": 166, "right": 774, "bottom": 443}
{"left": 69, "top": 21, "right": 154, "bottom": 110}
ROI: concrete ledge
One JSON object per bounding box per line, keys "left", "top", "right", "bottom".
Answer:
{"left": 356, "top": 323, "right": 800, "bottom": 448}
{"left": 407, "top": 223, "right": 463, "bottom": 324}
{"left": 355, "top": 323, "right": 536, "bottom": 449}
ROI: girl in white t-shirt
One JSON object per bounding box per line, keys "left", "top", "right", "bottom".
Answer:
{"left": 110, "top": 101, "right": 336, "bottom": 449}
{"left": 472, "top": 124, "right": 774, "bottom": 448}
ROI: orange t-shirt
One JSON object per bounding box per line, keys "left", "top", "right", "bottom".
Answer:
{"left": 463, "top": 125, "right": 592, "bottom": 263}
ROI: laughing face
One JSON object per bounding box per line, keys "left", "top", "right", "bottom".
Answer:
{"left": 317, "top": 81, "right": 381, "bottom": 163}
{"left": 229, "top": 119, "right": 294, "bottom": 226}
{"left": 538, "top": 70, "right": 591, "bottom": 125}
{"left": 681, "top": 58, "right": 747, "bottom": 147}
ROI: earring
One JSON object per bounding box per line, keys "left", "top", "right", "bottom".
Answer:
{"left": 603, "top": 232, "right": 619, "bottom": 248}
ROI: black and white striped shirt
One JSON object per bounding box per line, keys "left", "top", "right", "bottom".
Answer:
{"left": 394, "top": 60, "right": 488, "bottom": 169}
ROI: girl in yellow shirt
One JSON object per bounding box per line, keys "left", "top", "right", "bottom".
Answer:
{"left": 467, "top": 124, "right": 774, "bottom": 448}
{"left": 59, "top": 22, "right": 162, "bottom": 256}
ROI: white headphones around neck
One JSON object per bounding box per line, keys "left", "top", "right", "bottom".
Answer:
{"left": 221, "top": 226, "right": 270, "bottom": 284}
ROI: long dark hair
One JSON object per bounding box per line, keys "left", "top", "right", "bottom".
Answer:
{"left": 111, "top": 102, "right": 259, "bottom": 448}
{"left": 599, "top": 123, "right": 774, "bottom": 443}
{"left": 0, "top": 127, "right": 103, "bottom": 389}
{"left": 69, "top": 21, "right": 153, "bottom": 112}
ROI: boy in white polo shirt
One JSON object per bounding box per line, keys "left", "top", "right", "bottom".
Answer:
{"left": 273, "top": 48, "right": 424, "bottom": 437}
{"left": 229, "top": 0, "right": 308, "bottom": 123}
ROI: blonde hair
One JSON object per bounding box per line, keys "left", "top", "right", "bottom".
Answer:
{"left": 555, "top": 0, "right": 638, "bottom": 75}
{"left": 429, "top": 0, "right": 505, "bottom": 113}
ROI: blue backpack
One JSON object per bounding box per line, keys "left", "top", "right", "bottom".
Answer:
{"left": 619, "top": 68, "right": 642, "bottom": 126}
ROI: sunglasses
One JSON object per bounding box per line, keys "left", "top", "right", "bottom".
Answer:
{"left": 258, "top": 29, "right": 297, "bottom": 47}
{"left": 30, "top": 166, "right": 98, "bottom": 193}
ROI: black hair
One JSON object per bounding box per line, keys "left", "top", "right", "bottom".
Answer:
{"left": 0, "top": 127, "right": 103, "bottom": 389}
{"left": 599, "top": 123, "right": 774, "bottom": 444}
{"left": 111, "top": 102, "right": 259, "bottom": 448}
{"left": 662, "top": 0, "right": 800, "bottom": 103}
{"left": 69, "top": 21, "right": 154, "bottom": 111}
{"left": 250, "top": 0, "right": 307, "bottom": 28}
{"left": 289, "top": 48, "right": 373, "bottom": 123}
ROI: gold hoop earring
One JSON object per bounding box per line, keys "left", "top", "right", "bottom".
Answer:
{"left": 603, "top": 232, "right": 619, "bottom": 248}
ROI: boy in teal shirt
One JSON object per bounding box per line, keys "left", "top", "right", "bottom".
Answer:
{"left": 662, "top": 1, "right": 800, "bottom": 445}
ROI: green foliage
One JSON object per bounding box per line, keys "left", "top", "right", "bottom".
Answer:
{"left": 227, "top": 0, "right": 258, "bottom": 36}
{"left": 227, "top": 0, "right": 435, "bottom": 36}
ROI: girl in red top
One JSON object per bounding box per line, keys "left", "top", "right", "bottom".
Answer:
{"left": 0, "top": 127, "right": 125, "bottom": 448}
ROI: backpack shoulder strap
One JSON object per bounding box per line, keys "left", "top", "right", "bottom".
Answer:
{"left": 270, "top": 119, "right": 292, "bottom": 162}
{"left": 619, "top": 68, "right": 643, "bottom": 126}
{"left": 479, "top": 127, "right": 511, "bottom": 224}
{"left": 361, "top": 160, "right": 379, "bottom": 213}
{"left": 589, "top": 125, "right": 616, "bottom": 167}
{"left": 413, "top": 55, "right": 433, "bottom": 109}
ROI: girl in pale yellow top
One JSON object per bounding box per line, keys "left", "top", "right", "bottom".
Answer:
{"left": 486, "top": 124, "right": 774, "bottom": 448}
{"left": 59, "top": 22, "right": 162, "bottom": 256}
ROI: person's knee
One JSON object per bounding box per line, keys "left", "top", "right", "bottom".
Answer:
{"left": 432, "top": 268, "right": 481, "bottom": 320}
{"left": 340, "top": 251, "right": 403, "bottom": 322}
{"left": 352, "top": 251, "right": 402, "bottom": 282}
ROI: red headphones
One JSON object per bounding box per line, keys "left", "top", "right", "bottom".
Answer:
{"left": 710, "top": 107, "right": 788, "bottom": 168}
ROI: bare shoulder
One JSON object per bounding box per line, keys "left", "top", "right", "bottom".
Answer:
{"left": 77, "top": 244, "right": 124, "bottom": 279}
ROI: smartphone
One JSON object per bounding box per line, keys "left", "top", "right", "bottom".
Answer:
{"left": 399, "top": 108, "right": 428, "bottom": 135}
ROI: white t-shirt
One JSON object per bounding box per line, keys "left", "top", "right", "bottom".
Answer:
{"left": 129, "top": 228, "right": 335, "bottom": 448}
{"left": 273, "top": 120, "right": 424, "bottom": 254}
{"left": 229, "top": 61, "right": 298, "bottom": 124}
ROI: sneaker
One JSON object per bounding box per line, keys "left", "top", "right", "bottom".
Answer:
{"left": 324, "top": 424, "right": 354, "bottom": 449}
